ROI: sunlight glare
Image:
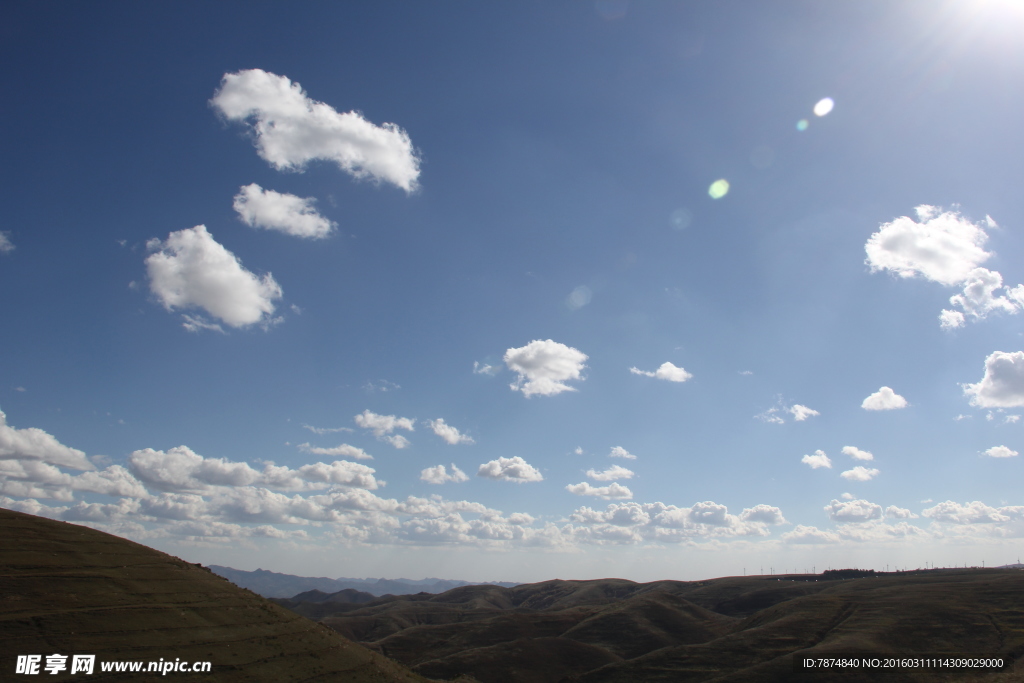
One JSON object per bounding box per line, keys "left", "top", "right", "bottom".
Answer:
{"left": 813, "top": 97, "right": 834, "bottom": 117}
{"left": 708, "top": 179, "right": 730, "bottom": 199}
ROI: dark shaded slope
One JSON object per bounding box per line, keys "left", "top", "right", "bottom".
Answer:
{"left": 0, "top": 508, "right": 461, "bottom": 682}
{"left": 293, "top": 572, "right": 1024, "bottom": 683}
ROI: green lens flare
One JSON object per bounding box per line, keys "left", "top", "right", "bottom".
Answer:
{"left": 708, "top": 179, "right": 729, "bottom": 199}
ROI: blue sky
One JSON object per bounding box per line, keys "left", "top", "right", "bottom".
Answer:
{"left": 3, "top": 0, "right": 1024, "bottom": 582}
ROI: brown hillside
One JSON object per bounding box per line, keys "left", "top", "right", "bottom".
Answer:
{"left": 292, "top": 572, "right": 1024, "bottom": 683}
{"left": 0, "top": 508, "right": 468, "bottom": 682}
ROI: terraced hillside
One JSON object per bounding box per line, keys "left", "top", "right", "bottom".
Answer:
{"left": 277, "top": 571, "right": 1024, "bottom": 682}
{"left": 0, "top": 508, "right": 465, "bottom": 682}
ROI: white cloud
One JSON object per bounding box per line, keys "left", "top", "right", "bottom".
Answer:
{"left": 574, "top": 447, "right": 584, "bottom": 455}
{"left": 428, "top": 419, "right": 475, "bottom": 445}
{"left": 782, "top": 525, "right": 841, "bottom": 544}
{"left": 922, "top": 500, "right": 1010, "bottom": 524}
{"left": 232, "top": 184, "right": 335, "bottom": 239}
{"left": 885, "top": 505, "right": 919, "bottom": 519}
{"left": 824, "top": 498, "right": 883, "bottom": 523}
{"left": 585, "top": 465, "right": 635, "bottom": 481}
{"left": 504, "top": 339, "right": 587, "bottom": 397}
{"left": 0, "top": 232, "right": 14, "bottom": 253}
{"left": 298, "top": 443, "right": 373, "bottom": 460}
{"left": 861, "top": 386, "right": 908, "bottom": 411}
{"left": 865, "top": 205, "right": 993, "bottom": 286}
{"left": 354, "top": 410, "right": 415, "bottom": 448}
{"left": 181, "top": 314, "right": 225, "bottom": 334}
{"left": 939, "top": 309, "right": 965, "bottom": 329}
{"left": 788, "top": 404, "right": 819, "bottom": 421}
{"left": 420, "top": 464, "right": 469, "bottom": 485}
{"left": 1006, "top": 415, "right": 1021, "bottom": 424}
{"left": 801, "top": 450, "right": 832, "bottom": 469}
{"left": 756, "top": 408, "right": 785, "bottom": 424}
{"left": 565, "top": 482, "right": 633, "bottom": 500}
{"left": 472, "top": 361, "right": 499, "bottom": 376}
{"left": 964, "top": 351, "right": 1024, "bottom": 408}
{"left": 210, "top": 69, "right": 420, "bottom": 192}
{"left": 145, "top": 225, "right": 282, "bottom": 329}
{"left": 301, "top": 424, "right": 353, "bottom": 435}
{"left": 739, "top": 504, "right": 787, "bottom": 525}
{"left": 629, "top": 362, "right": 693, "bottom": 382}
{"left": 949, "top": 268, "right": 1019, "bottom": 321}
{"left": 477, "top": 456, "right": 543, "bottom": 483}
{"left": 984, "top": 445, "right": 1018, "bottom": 458}
{"left": 840, "top": 466, "right": 880, "bottom": 482}
{"left": 842, "top": 446, "right": 874, "bottom": 461}
{"left": 0, "top": 409, "right": 93, "bottom": 470}
{"left": 608, "top": 446, "right": 637, "bottom": 460}
{"left": 865, "top": 206, "right": 1024, "bottom": 327}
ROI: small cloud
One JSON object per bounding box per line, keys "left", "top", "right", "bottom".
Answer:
{"left": 861, "top": 386, "right": 908, "bottom": 411}
{"left": 565, "top": 481, "right": 633, "bottom": 500}
{"left": 232, "top": 183, "right": 336, "bottom": 239}
{"left": 302, "top": 424, "right": 354, "bottom": 435}
{"left": 756, "top": 407, "right": 785, "bottom": 424}
{"left": 14, "top": 387, "right": 26, "bottom": 393}
{"left": 788, "top": 404, "right": 819, "bottom": 421}
{"left": 825, "top": 498, "right": 883, "bottom": 523}
{"left": 842, "top": 446, "right": 874, "bottom": 461}
{"left": 420, "top": 463, "right": 469, "bottom": 484}
{"left": 983, "top": 445, "right": 1019, "bottom": 458}
{"left": 1006, "top": 415, "right": 1021, "bottom": 424}
{"left": 363, "top": 379, "right": 400, "bottom": 393}
{"left": 608, "top": 446, "right": 637, "bottom": 460}
{"left": 428, "top": 418, "right": 475, "bottom": 445}
{"left": 354, "top": 410, "right": 414, "bottom": 448}
{"left": 940, "top": 309, "right": 965, "bottom": 330}
{"left": 0, "top": 232, "right": 14, "bottom": 253}
{"left": 181, "top": 314, "right": 226, "bottom": 334}
{"left": 298, "top": 443, "right": 373, "bottom": 460}
{"left": 477, "top": 456, "right": 543, "bottom": 483}
{"left": 586, "top": 465, "right": 635, "bottom": 481}
{"left": 885, "top": 505, "right": 919, "bottom": 519}
{"left": 963, "top": 351, "right": 1024, "bottom": 408}
{"left": 954, "top": 414, "right": 972, "bottom": 421}
{"left": 738, "top": 370, "right": 753, "bottom": 376}
{"left": 629, "top": 362, "right": 693, "bottom": 383}
{"left": 290, "top": 304, "right": 302, "bottom": 315}
{"left": 840, "top": 466, "right": 879, "bottom": 482}
{"left": 801, "top": 450, "right": 832, "bottom": 469}
{"left": 505, "top": 339, "right": 588, "bottom": 397}
{"left": 473, "top": 361, "right": 499, "bottom": 376}
{"left": 841, "top": 492, "right": 855, "bottom": 500}
{"left": 384, "top": 434, "right": 411, "bottom": 449}
{"left": 574, "top": 447, "right": 584, "bottom": 455}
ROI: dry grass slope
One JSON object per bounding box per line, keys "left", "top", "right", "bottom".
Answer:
{"left": 0, "top": 508, "right": 470, "bottom": 682}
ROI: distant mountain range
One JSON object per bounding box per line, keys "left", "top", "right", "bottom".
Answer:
{"left": 208, "top": 565, "right": 519, "bottom": 598}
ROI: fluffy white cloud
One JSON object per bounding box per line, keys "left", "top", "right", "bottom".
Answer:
{"left": 921, "top": 500, "right": 1011, "bottom": 524}
{"left": 565, "top": 482, "right": 633, "bottom": 500}
{"left": 788, "top": 404, "right": 819, "bottom": 421}
{"left": 842, "top": 446, "right": 874, "bottom": 461}
{"left": 865, "top": 205, "right": 993, "bottom": 286}
{"left": 0, "top": 409, "right": 93, "bottom": 470}
{"left": 608, "top": 446, "right": 637, "bottom": 460}
{"left": 885, "top": 505, "right": 919, "bottom": 519}
{"left": 354, "top": 410, "right": 415, "bottom": 448}
{"left": 629, "top": 362, "right": 692, "bottom": 382}
{"left": 782, "top": 525, "right": 841, "bottom": 544}
{"left": 840, "top": 466, "right": 880, "bottom": 482}
{"left": 0, "top": 460, "right": 147, "bottom": 501}
{"left": 210, "top": 69, "right": 420, "bottom": 192}
{"left": 145, "top": 225, "right": 282, "bottom": 329}
{"left": 428, "top": 419, "right": 475, "bottom": 445}
{"left": 477, "top": 456, "right": 543, "bottom": 483}
{"left": 232, "top": 183, "right": 335, "bottom": 239}
{"left": 504, "top": 339, "right": 587, "bottom": 397}
{"left": 298, "top": 443, "right": 373, "bottom": 460}
{"left": 127, "top": 445, "right": 379, "bottom": 493}
{"left": 740, "top": 504, "right": 787, "bottom": 525}
{"left": 861, "top": 386, "right": 908, "bottom": 411}
{"left": 949, "top": 268, "right": 1019, "bottom": 321}
{"left": 983, "top": 445, "right": 1018, "bottom": 458}
{"left": 0, "top": 232, "right": 14, "bottom": 253}
{"left": 585, "top": 465, "right": 634, "bottom": 481}
{"left": 825, "top": 498, "right": 883, "bottom": 523}
{"left": 420, "top": 464, "right": 469, "bottom": 485}
{"left": 865, "top": 206, "right": 1024, "bottom": 327}
{"left": 963, "top": 351, "right": 1024, "bottom": 408}
{"left": 472, "top": 361, "right": 499, "bottom": 376}
{"left": 939, "top": 309, "right": 965, "bottom": 329}
{"left": 801, "top": 450, "right": 832, "bottom": 469}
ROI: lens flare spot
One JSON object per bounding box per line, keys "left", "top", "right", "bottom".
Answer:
{"left": 813, "top": 97, "right": 834, "bottom": 117}
{"left": 566, "top": 285, "right": 593, "bottom": 310}
{"left": 708, "top": 179, "right": 730, "bottom": 199}
{"left": 796, "top": 119, "right": 809, "bottom": 131}
{"left": 670, "top": 208, "right": 693, "bottom": 230}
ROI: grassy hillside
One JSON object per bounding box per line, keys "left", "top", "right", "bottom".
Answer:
{"left": 0, "top": 508, "right": 469, "bottom": 682}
